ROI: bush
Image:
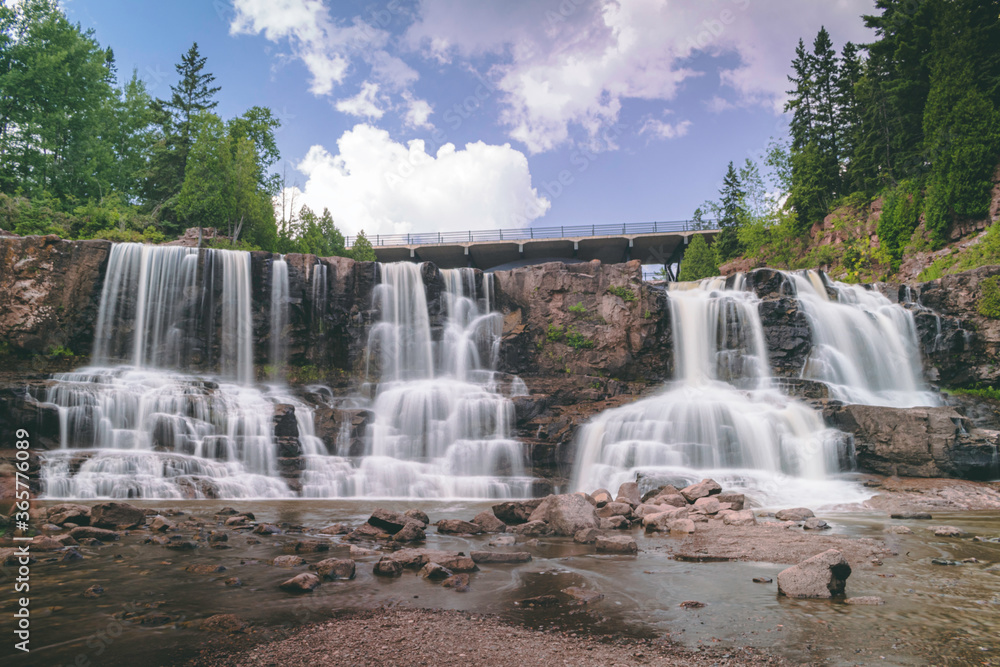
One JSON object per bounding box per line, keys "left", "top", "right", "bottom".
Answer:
{"left": 546, "top": 324, "right": 565, "bottom": 342}
{"left": 877, "top": 180, "right": 922, "bottom": 270}
{"left": 607, "top": 285, "right": 637, "bottom": 302}
{"left": 565, "top": 327, "right": 594, "bottom": 349}
{"left": 678, "top": 234, "right": 718, "bottom": 281}
{"left": 568, "top": 301, "right": 586, "bottom": 315}
{"left": 977, "top": 276, "right": 1000, "bottom": 319}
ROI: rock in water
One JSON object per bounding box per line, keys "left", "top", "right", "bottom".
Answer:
{"left": 311, "top": 558, "right": 356, "bottom": 580}
{"left": 527, "top": 494, "right": 599, "bottom": 536}
{"left": 470, "top": 551, "right": 532, "bottom": 564}
{"left": 373, "top": 558, "right": 404, "bottom": 577}
{"left": 722, "top": 510, "right": 757, "bottom": 526}
{"left": 492, "top": 499, "right": 543, "bottom": 525}
{"left": 803, "top": 518, "right": 830, "bottom": 530}
{"left": 777, "top": 549, "right": 851, "bottom": 598}
{"left": 90, "top": 502, "right": 145, "bottom": 530}
{"left": 367, "top": 508, "right": 410, "bottom": 533}
{"left": 471, "top": 510, "right": 507, "bottom": 533}
{"left": 775, "top": 507, "right": 815, "bottom": 522}
{"left": 392, "top": 521, "right": 426, "bottom": 543}
{"left": 930, "top": 525, "right": 963, "bottom": 537}
{"left": 436, "top": 519, "right": 483, "bottom": 535}
{"left": 679, "top": 479, "right": 722, "bottom": 503}
{"left": 595, "top": 535, "right": 638, "bottom": 554}
{"left": 279, "top": 573, "right": 320, "bottom": 593}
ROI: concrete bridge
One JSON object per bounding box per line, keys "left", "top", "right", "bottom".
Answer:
{"left": 345, "top": 220, "right": 718, "bottom": 275}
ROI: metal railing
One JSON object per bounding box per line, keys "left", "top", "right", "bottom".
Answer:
{"left": 344, "top": 219, "right": 719, "bottom": 247}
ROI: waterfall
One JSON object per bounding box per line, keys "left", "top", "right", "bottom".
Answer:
{"left": 302, "top": 262, "right": 535, "bottom": 499}
{"left": 571, "top": 276, "right": 862, "bottom": 508}
{"left": 269, "top": 255, "right": 289, "bottom": 378}
{"left": 39, "top": 243, "right": 295, "bottom": 499}
{"left": 790, "top": 270, "right": 939, "bottom": 408}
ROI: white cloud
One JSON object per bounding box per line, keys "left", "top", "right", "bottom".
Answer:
{"left": 287, "top": 124, "right": 550, "bottom": 237}
{"left": 335, "top": 81, "right": 385, "bottom": 119}
{"left": 639, "top": 118, "right": 691, "bottom": 140}
{"left": 402, "top": 92, "right": 433, "bottom": 129}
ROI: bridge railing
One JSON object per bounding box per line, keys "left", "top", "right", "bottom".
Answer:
{"left": 344, "top": 219, "right": 719, "bottom": 247}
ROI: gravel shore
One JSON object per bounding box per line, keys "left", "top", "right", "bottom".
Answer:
{"left": 192, "top": 608, "right": 789, "bottom": 667}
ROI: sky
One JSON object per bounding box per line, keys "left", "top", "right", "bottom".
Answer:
{"left": 65, "top": 0, "right": 876, "bottom": 239}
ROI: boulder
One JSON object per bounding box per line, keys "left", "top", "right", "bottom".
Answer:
{"left": 596, "top": 501, "right": 632, "bottom": 518}
{"left": 668, "top": 518, "right": 696, "bottom": 534}
{"left": 777, "top": 549, "right": 851, "bottom": 598}
{"left": 470, "top": 551, "right": 532, "bottom": 564}
{"left": 615, "top": 482, "right": 641, "bottom": 506}
{"left": 642, "top": 507, "right": 689, "bottom": 532}
{"left": 90, "top": 502, "right": 145, "bottom": 530}
{"left": 47, "top": 503, "right": 91, "bottom": 526}
{"left": 599, "top": 516, "right": 629, "bottom": 530}
{"left": 367, "top": 508, "right": 410, "bottom": 534}
{"left": 437, "top": 519, "right": 483, "bottom": 535}
{"left": 930, "top": 525, "right": 963, "bottom": 537}
{"left": 492, "top": 499, "right": 544, "bottom": 525}
{"left": 252, "top": 523, "right": 281, "bottom": 535}
{"left": 404, "top": 509, "right": 430, "bottom": 525}
{"left": 591, "top": 489, "right": 613, "bottom": 506}
{"left": 373, "top": 558, "right": 404, "bottom": 577}
{"left": 311, "top": 558, "right": 356, "bottom": 580}
{"left": 679, "top": 479, "right": 722, "bottom": 503}
{"left": 279, "top": 573, "right": 320, "bottom": 593}
{"left": 723, "top": 510, "right": 757, "bottom": 527}
{"left": 349, "top": 545, "right": 379, "bottom": 558}
{"left": 272, "top": 555, "right": 305, "bottom": 568}
{"left": 652, "top": 494, "right": 687, "bottom": 508}
{"left": 489, "top": 535, "right": 516, "bottom": 547}
{"left": 392, "top": 521, "right": 426, "bottom": 543}
{"left": 633, "top": 503, "right": 667, "bottom": 518}
{"left": 69, "top": 526, "right": 119, "bottom": 541}
{"left": 562, "top": 587, "right": 604, "bottom": 604}
{"left": 418, "top": 562, "right": 453, "bottom": 580}
{"left": 471, "top": 510, "right": 507, "bottom": 533}
{"left": 803, "top": 518, "right": 830, "bottom": 530}
{"left": 573, "top": 527, "right": 599, "bottom": 544}
{"left": 692, "top": 497, "right": 721, "bottom": 514}
{"left": 441, "top": 573, "right": 470, "bottom": 590}
{"left": 595, "top": 535, "right": 638, "bottom": 554}
{"left": 318, "top": 523, "right": 350, "bottom": 535}
{"left": 775, "top": 508, "right": 814, "bottom": 522}
{"left": 716, "top": 492, "right": 745, "bottom": 510}
{"left": 527, "top": 493, "right": 599, "bottom": 536}
{"left": 149, "top": 516, "right": 174, "bottom": 532}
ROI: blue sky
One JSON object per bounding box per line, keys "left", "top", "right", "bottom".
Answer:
{"left": 65, "top": 0, "right": 875, "bottom": 238}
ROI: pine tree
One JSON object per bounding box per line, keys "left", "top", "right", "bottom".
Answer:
{"left": 713, "top": 162, "right": 744, "bottom": 263}
{"left": 785, "top": 38, "right": 815, "bottom": 151}
{"left": 351, "top": 230, "right": 377, "bottom": 262}
{"left": 678, "top": 234, "right": 718, "bottom": 282}
{"left": 836, "top": 42, "right": 865, "bottom": 193}
{"left": 159, "top": 42, "right": 220, "bottom": 170}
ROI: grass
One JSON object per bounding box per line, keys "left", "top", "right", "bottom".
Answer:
{"left": 947, "top": 386, "right": 1000, "bottom": 401}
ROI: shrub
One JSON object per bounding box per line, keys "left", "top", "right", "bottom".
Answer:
{"left": 607, "top": 285, "right": 637, "bottom": 302}
{"left": 546, "top": 324, "right": 565, "bottom": 342}
{"left": 568, "top": 301, "right": 587, "bottom": 315}
{"left": 977, "top": 276, "right": 1000, "bottom": 319}
{"left": 565, "top": 327, "right": 594, "bottom": 349}
{"left": 678, "top": 234, "right": 718, "bottom": 281}
{"left": 47, "top": 345, "right": 75, "bottom": 358}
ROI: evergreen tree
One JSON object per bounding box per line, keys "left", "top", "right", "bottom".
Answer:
{"left": 785, "top": 38, "right": 815, "bottom": 151}
{"left": 836, "top": 42, "right": 865, "bottom": 193}
{"left": 351, "top": 230, "right": 378, "bottom": 262}
{"left": 678, "top": 234, "right": 718, "bottom": 281}
{"left": 713, "top": 162, "right": 744, "bottom": 263}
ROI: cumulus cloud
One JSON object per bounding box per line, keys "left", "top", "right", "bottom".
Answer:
{"left": 286, "top": 124, "right": 550, "bottom": 237}
{"left": 639, "top": 118, "right": 692, "bottom": 140}
{"left": 402, "top": 92, "right": 434, "bottom": 129}
{"left": 335, "top": 81, "right": 385, "bottom": 119}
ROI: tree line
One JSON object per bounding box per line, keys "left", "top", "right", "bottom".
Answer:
{"left": 681, "top": 0, "right": 1000, "bottom": 282}
{"left": 0, "top": 0, "right": 376, "bottom": 260}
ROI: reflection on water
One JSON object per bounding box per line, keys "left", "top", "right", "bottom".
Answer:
{"left": 2, "top": 501, "right": 998, "bottom": 667}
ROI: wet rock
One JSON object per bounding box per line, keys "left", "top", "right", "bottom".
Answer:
{"left": 393, "top": 521, "right": 426, "bottom": 543}
{"left": 368, "top": 508, "right": 410, "bottom": 534}
{"left": 349, "top": 545, "right": 379, "bottom": 558}
{"left": 55, "top": 534, "right": 78, "bottom": 546}
{"left": 930, "top": 525, "right": 963, "bottom": 537}
{"left": 404, "top": 509, "right": 430, "bottom": 525}
{"left": 437, "top": 519, "right": 483, "bottom": 535}
{"left": 803, "top": 518, "right": 830, "bottom": 530}
{"left": 418, "top": 562, "right": 453, "bottom": 580}
{"left": 884, "top": 525, "right": 913, "bottom": 534}
{"left": 752, "top": 577, "right": 773, "bottom": 584}
{"left": 717, "top": 492, "right": 745, "bottom": 511}
{"left": 279, "top": 572, "right": 320, "bottom": 593}
{"left": 149, "top": 516, "right": 174, "bottom": 532}
{"left": 272, "top": 555, "right": 305, "bottom": 568}
{"left": 215, "top": 507, "right": 239, "bottom": 516}
{"left": 669, "top": 519, "right": 696, "bottom": 534}
{"left": 680, "top": 479, "right": 722, "bottom": 503}
{"left": 519, "top": 594, "right": 559, "bottom": 606}
{"left": 528, "top": 493, "right": 600, "bottom": 536}
{"left": 931, "top": 558, "right": 962, "bottom": 566}
{"left": 595, "top": 535, "right": 638, "bottom": 554}
{"left": 90, "top": 502, "right": 146, "bottom": 530}
{"left": 489, "top": 535, "right": 517, "bottom": 547}
{"left": 777, "top": 549, "right": 851, "bottom": 598}
{"left": 890, "top": 511, "right": 932, "bottom": 520}
{"left": 634, "top": 503, "right": 667, "bottom": 518}
{"left": 81, "top": 585, "right": 104, "bottom": 599}
{"left": 615, "top": 482, "right": 641, "bottom": 506}
{"left": 692, "top": 497, "right": 721, "bottom": 515}
{"left": 374, "top": 557, "right": 404, "bottom": 577}
{"left": 679, "top": 600, "right": 706, "bottom": 609}
{"left": 318, "top": 523, "right": 350, "bottom": 535}
{"left": 441, "top": 573, "right": 470, "bottom": 591}
{"left": 252, "top": 523, "right": 281, "bottom": 535}
{"left": 846, "top": 596, "right": 885, "bottom": 605}
{"left": 641, "top": 507, "right": 689, "bottom": 532}
{"left": 30, "top": 536, "right": 64, "bottom": 551}
{"left": 201, "top": 614, "right": 249, "bottom": 634}
{"left": 285, "top": 539, "right": 330, "bottom": 553}
{"left": 165, "top": 540, "right": 198, "bottom": 551}
{"left": 186, "top": 564, "right": 226, "bottom": 575}
{"left": 69, "top": 526, "right": 120, "bottom": 541}
{"left": 599, "top": 516, "right": 629, "bottom": 530}
{"left": 492, "top": 498, "right": 544, "bottom": 525}
{"left": 563, "top": 587, "right": 604, "bottom": 604}
{"left": 591, "top": 489, "right": 612, "bottom": 506}
{"left": 47, "top": 503, "right": 90, "bottom": 526}
{"left": 470, "top": 551, "right": 532, "bottom": 564}
{"left": 225, "top": 515, "right": 252, "bottom": 527}
{"left": 224, "top": 577, "right": 243, "bottom": 587}
{"left": 510, "top": 520, "right": 551, "bottom": 537}
{"left": 471, "top": 510, "right": 507, "bottom": 533}
{"left": 312, "top": 558, "right": 356, "bottom": 580}
{"left": 596, "top": 501, "right": 632, "bottom": 518}
{"left": 574, "top": 527, "right": 600, "bottom": 544}
{"left": 651, "top": 494, "right": 687, "bottom": 508}
{"left": 347, "top": 523, "right": 391, "bottom": 541}
{"left": 208, "top": 532, "right": 228, "bottom": 544}
{"left": 775, "top": 508, "right": 815, "bottom": 522}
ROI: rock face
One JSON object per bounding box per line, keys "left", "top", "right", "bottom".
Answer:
{"left": 527, "top": 494, "right": 599, "bottom": 536}
{"left": 777, "top": 549, "right": 852, "bottom": 598}
{"left": 827, "top": 404, "right": 1000, "bottom": 479}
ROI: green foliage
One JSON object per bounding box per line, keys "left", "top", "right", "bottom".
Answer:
{"left": 277, "top": 206, "right": 349, "bottom": 257}
{"left": 47, "top": 345, "right": 74, "bottom": 358}
{"left": 606, "top": 285, "right": 637, "bottom": 302}
{"left": 977, "top": 276, "right": 1000, "bottom": 319}
{"left": 350, "top": 230, "right": 377, "bottom": 262}
{"left": 546, "top": 324, "right": 565, "bottom": 342}
{"left": 877, "top": 180, "right": 923, "bottom": 270}
{"left": 678, "top": 234, "right": 718, "bottom": 281}
{"left": 713, "top": 161, "right": 745, "bottom": 262}
{"left": 947, "top": 385, "right": 1000, "bottom": 402}
{"left": 568, "top": 301, "right": 587, "bottom": 315}
{"left": 565, "top": 327, "right": 594, "bottom": 350}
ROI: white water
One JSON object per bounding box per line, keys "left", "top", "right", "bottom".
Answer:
{"left": 791, "top": 270, "right": 939, "bottom": 408}
{"left": 572, "top": 276, "right": 867, "bottom": 509}
{"left": 269, "top": 255, "right": 289, "bottom": 378}
{"left": 302, "top": 263, "right": 535, "bottom": 499}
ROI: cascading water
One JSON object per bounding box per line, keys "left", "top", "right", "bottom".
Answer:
{"left": 790, "top": 270, "right": 939, "bottom": 408}
{"left": 571, "top": 276, "right": 864, "bottom": 508}
{"left": 39, "top": 243, "right": 293, "bottom": 499}
{"left": 301, "top": 263, "right": 536, "bottom": 499}
{"left": 269, "top": 255, "right": 289, "bottom": 378}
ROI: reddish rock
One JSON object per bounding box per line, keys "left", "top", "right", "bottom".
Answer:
{"left": 279, "top": 573, "right": 321, "bottom": 593}
{"left": 777, "top": 549, "right": 852, "bottom": 598}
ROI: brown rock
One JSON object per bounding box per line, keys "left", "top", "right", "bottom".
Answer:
{"left": 930, "top": 525, "right": 963, "bottom": 537}
{"left": 492, "top": 499, "right": 544, "bottom": 525}
{"left": 201, "top": 614, "right": 249, "bottom": 634}
{"left": 470, "top": 551, "right": 532, "bottom": 564}
{"left": 347, "top": 523, "right": 391, "bottom": 540}
{"left": 418, "top": 562, "right": 453, "bottom": 580}
{"left": 149, "top": 516, "right": 174, "bottom": 532}
{"left": 186, "top": 564, "right": 226, "bottom": 575}
{"left": 692, "top": 497, "right": 721, "bottom": 514}
{"left": 723, "top": 510, "right": 757, "bottom": 526}
{"left": 510, "top": 520, "right": 551, "bottom": 536}
{"left": 373, "top": 557, "right": 404, "bottom": 577}
{"left": 717, "top": 492, "right": 745, "bottom": 511}
{"left": 596, "top": 501, "right": 632, "bottom": 518}
{"left": 252, "top": 523, "right": 281, "bottom": 535}
{"left": 615, "top": 481, "right": 641, "bottom": 506}
{"left": 272, "top": 555, "right": 305, "bottom": 568}
{"left": 595, "top": 535, "right": 638, "bottom": 554}
{"left": 562, "top": 587, "right": 604, "bottom": 604}
{"left": 368, "top": 508, "right": 410, "bottom": 533}
{"left": 669, "top": 518, "right": 696, "bottom": 534}
{"left": 81, "top": 585, "right": 104, "bottom": 599}
{"left": 652, "top": 494, "right": 687, "bottom": 508}
{"left": 599, "top": 516, "right": 629, "bottom": 530}
{"left": 471, "top": 510, "right": 507, "bottom": 533}
{"left": 528, "top": 493, "right": 599, "bottom": 536}
{"left": 312, "top": 558, "right": 356, "bottom": 580}
{"left": 393, "top": 521, "right": 426, "bottom": 543}
{"left": 574, "top": 527, "right": 600, "bottom": 544}
{"left": 47, "top": 503, "right": 91, "bottom": 526}
{"left": 441, "top": 573, "right": 470, "bottom": 590}
{"left": 90, "top": 502, "right": 145, "bottom": 530}
{"left": 775, "top": 508, "right": 815, "bottom": 522}
{"left": 68, "top": 526, "right": 119, "bottom": 541}
{"left": 279, "top": 573, "right": 320, "bottom": 593}
{"left": 318, "top": 523, "right": 350, "bottom": 535}
{"left": 30, "top": 536, "right": 64, "bottom": 551}
{"left": 591, "top": 489, "right": 612, "bottom": 506}
{"left": 679, "top": 479, "right": 722, "bottom": 503}
{"left": 285, "top": 539, "right": 330, "bottom": 553}
{"left": 404, "top": 509, "right": 430, "bottom": 525}
{"left": 777, "top": 549, "right": 852, "bottom": 598}
{"left": 437, "top": 519, "right": 483, "bottom": 535}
